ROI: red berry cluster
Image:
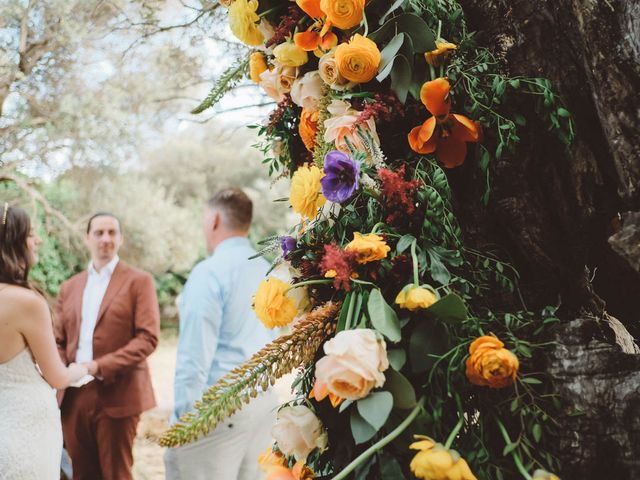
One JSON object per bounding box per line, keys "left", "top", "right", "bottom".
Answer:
{"left": 265, "top": 6, "right": 304, "bottom": 49}
{"left": 267, "top": 95, "right": 293, "bottom": 135}
{"left": 356, "top": 92, "right": 406, "bottom": 124}
{"left": 378, "top": 165, "right": 422, "bottom": 223}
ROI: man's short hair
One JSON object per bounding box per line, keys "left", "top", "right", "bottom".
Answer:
{"left": 86, "top": 212, "right": 122, "bottom": 234}
{"left": 207, "top": 188, "right": 253, "bottom": 230}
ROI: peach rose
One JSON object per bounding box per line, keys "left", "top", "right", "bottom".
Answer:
{"left": 291, "top": 71, "right": 324, "bottom": 111}
{"left": 271, "top": 405, "right": 328, "bottom": 462}
{"left": 320, "top": 0, "right": 365, "bottom": 30}
{"left": 334, "top": 34, "right": 381, "bottom": 83}
{"left": 259, "top": 67, "right": 284, "bottom": 101}
{"left": 318, "top": 52, "right": 355, "bottom": 91}
{"left": 314, "top": 328, "right": 389, "bottom": 400}
{"left": 277, "top": 65, "right": 299, "bottom": 95}
{"left": 323, "top": 99, "right": 380, "bottom": 159}
{"left": 465, "top": 335, "right": 519, "bottom": 388}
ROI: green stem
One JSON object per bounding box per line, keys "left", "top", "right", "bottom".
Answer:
{"left": 444, "top": 415, "right": 464, "bottom": 449}
{"left": 370, "top": 222, "right": 386, "bottom": 234}
{"left": 332, "top": 396, "right": 426, "bottom": 480}
{"left": 286, "top": 279, "right": 332, "bottom": 292}
{"left": 496, "top": 419, "right": 532, "bottom": 480}
{"left": 350, "top": 278, "right": 378, "bottom": 287}
{"left": 410, "top": 239, "right": 420, "bottom": 286}
{"left": 344, "top": 291, "right": 357, "bottom": 331}
{"left": 436, "top": 19, "right": 442, "bottom": 40}
{"left": 362, "top": 11, "right": 369, "bottom": 36}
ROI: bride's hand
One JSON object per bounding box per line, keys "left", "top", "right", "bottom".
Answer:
{"left": 67, "top": 362, "right": 89, "bottom": 382}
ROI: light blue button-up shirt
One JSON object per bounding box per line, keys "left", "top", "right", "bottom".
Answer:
{"left": 171, "top": 236, "right": 274, "bottom": 423}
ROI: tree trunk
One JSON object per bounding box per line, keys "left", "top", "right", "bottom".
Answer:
{"left": 452, "top": 0, "right": 640, "bottom": 477}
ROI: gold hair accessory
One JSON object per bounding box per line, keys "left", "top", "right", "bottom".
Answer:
{"left": 1, "top": 202, "right": 8, "bottom": 226}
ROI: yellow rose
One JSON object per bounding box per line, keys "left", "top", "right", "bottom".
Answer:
{"left": 249, "top": 52, "right": 268, "bottom": 83}
{"left": 273, "top": 42, "right": 309, "bottom": 67}
{"left": 290, "top": 165, "right": 326, "bottom": 219}
{"left": 395, "top": 285, "right": 438, "bottom": 311}
{"left": 320, "top": 0, "right": 365, "bottom": 30}
{"left": 228, "top": 0, "right": 264, "bottom": 46}
{"left": 334, "top": 34, "right": 381, "bottom": 83}
{"left": 465, "top": 335, "right": 519, "bottom": 388}
{"left": 318, "top": 52, "right": 354, "bottom": 90}
{"left": 532, "top": 470, "right": 561, "bottom": 480}
{"left": 409, "top": 436, "right": 477, "bottom": 480}
{"left": 253, "top": 277, "right": 298, "bottom": 328}
{"left": 345, "top": 232, "right": 390, "bottom": 264}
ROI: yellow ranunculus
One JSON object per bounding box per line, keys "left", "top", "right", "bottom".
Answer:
{"left": 273, "top": 42, "right": 309, "bottom": 67}
{"left": 320, "top": 0, "right": 365, "bottom": 30}
{"left": 345, "top": 232, "right": 390, "bottom": 264}
{"left": 395, "top": 285, "right": 438, "bottom": 311}
{"left": 532, "top": 470, "right": 561, "bottom": 480}
{"left": 334, "top": 34, "right": 381, "bottom": 83}
{"left": 228, "top": 0, "right": 264, "bottom": 46}
{"left": 290, "top": 165, "right": 326, "bottom": 219}
{"left": 249, "top": 52, "right": 268, "bottom": 83}
{"left": 253, "top": 277, "right": 298, "bottom": 328}
{"left": 409, "top": 436, "right": 477, "bottom": 480}
{"left": 465, "top": 335, "right": 519, "bottom": 388}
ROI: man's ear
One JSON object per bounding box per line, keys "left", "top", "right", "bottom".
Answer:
{"left": 212, "top": 211, "right": 221, "bottom": 231}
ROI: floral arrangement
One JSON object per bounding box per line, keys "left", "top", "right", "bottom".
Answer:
{"left": 162, "top": 1, "right": 573, "bottom": 479}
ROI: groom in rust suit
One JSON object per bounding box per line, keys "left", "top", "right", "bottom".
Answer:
{"left": 54, "top": 212, "right": 160, "bottom": 480}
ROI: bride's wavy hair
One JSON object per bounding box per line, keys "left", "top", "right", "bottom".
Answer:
{"left": 0, "top": 204, "right": 34, "bottom": 289}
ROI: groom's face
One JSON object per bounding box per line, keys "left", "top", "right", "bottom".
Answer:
{"left": 86, "top": 215, "right": 123, "bottom": 263}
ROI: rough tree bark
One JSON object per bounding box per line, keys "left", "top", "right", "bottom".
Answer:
{"left": 450, "top": 0, "right": 640, "bottom": 477}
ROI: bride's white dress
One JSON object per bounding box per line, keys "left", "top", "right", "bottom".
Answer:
{"left": 0, "top": 348, "right": 62, "bottom": 479}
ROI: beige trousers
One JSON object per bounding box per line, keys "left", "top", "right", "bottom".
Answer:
{"left": 164, "top": 390, "right": 278, "bottom": 480}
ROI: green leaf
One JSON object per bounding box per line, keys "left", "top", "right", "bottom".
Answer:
{"left": 425, "top": 293, "right": 468, "bottom": 322}
{"left": 385, "top": 368, "right": 417, "bottom": 409}
{"left": 502, "top": 442, "right": 518, "bottom": 456}
{"left": 377, "top": 33, "right": 406, "bottom": 82}
{"left": 387, "top": 349, "right": 407, "bottom": 370}
{"left": 557, "top": 107, "right": 571, "bottom": 117}
{"left": 379, "top": 455, "right": 405, "bottom": 479}
{"left": 368, "top": 289, "right": 401, "bottom": 342}
{"left": 350, "top": 409, "right": 377, "bottom": 444}
{"left": 521, "top": 377, "right": 542, "bottom": 384}
{"left": 369, "top": 13, "right": 435, "bottom": 52}
{"left": 396, "top": 234, "right": 415, "bottom": 254}
{"left": 357, "top": 391, "right": 394, "bottom": 430}
{"left": 427, "top": 248, "right": 451, "bottom": 285}
{"left": 378, "top": 0, "right": 405, "bottom": 25}
{"left": 409, "top": 319, "right": 448, "bottom": 372}
{"left": 532, "top": 423, "right": 542, "bottom": 443}
{"left": 390, "top": 54, "right": 412, "bottom": 103}
{"left": 336, "top": 292, "right": 352, "bottom": 332}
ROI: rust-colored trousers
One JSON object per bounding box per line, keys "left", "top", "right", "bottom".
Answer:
{"left": 61, "top": 382, "right": 140, "bottom": 480}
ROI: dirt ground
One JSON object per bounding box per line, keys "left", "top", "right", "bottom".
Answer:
{"left": 131, "top": 331, "right": 294, "bottom": 480}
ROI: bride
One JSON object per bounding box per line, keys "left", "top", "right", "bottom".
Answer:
{"left": 0, "top": 203, "right": 88, "bottom": 479}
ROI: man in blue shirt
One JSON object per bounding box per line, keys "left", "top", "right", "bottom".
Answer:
{"left": 164, "top": 188, "right": 277, "bottom": 480}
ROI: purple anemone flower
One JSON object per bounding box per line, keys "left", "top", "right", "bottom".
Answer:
{"left": 320, "top": 150, "right": 361, "bottom": 204}
{"left": 280, "top": 236, "right": 297, "bottom": 257}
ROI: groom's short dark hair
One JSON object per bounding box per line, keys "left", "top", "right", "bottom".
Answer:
{"left": 86, "top": 212, "right": 122, "bottom": 234}
{"left": 207, "top": 188, "right": 253, "bottom": 230}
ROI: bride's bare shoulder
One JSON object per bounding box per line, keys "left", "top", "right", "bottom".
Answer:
{"left": 0, "top": 284, "right": 47, "bottom": 314}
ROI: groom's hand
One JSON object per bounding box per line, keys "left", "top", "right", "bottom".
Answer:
{"left": 85, "top": 360, "right": 100, "bottom": 376}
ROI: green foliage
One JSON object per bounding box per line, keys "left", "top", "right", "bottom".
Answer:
{"left": 191, "top": 58, "right": 249, "bottom": 114}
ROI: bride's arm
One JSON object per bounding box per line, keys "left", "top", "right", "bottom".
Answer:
{"left": 19, "top": 291, "right": 87, "bottom": 389}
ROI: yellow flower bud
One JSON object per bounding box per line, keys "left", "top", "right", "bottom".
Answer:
{"left": 273, "top": 42, "right": 309, "bottom": 67}
{"left": 395, "top": 285, "right": 438, "bottom": 311}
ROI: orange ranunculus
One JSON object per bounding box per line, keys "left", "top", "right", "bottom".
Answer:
{"left": 296, "top": 0, "right": 324, "bottom": 18}
{"left": 334, "top": 34, "right": 381, "bottom": 84}
{"left": 407, "top": 77, "right": 481, "bottom": 168}
{"left": 299, "top": 108, "right": 320, "bottom": 152}
{"left": 258, "top": 446, "right": 287, "bottom": 473}
{"left": 309, "top": 379, "right": 344, "bottom": 407}
{"left": 249, "top": 52, "right": 268, "bottom": 84}
{"left": 424, "top": 40, "right": 457, "bottom": 66}
{"left": 320, "top": 0, "right": 365, "bottom": 30}
{"left": 465, "top": 335, "right": 519, "bottom": 388}
{"left": 266, "top": 462, "right": 315, "bottom": 480}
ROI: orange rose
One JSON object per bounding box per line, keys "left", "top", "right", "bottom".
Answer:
{"left": 299, "top": 108, "right": 320, "bottom": 152}
{"left": 320, "top": 0, "right": 365, "bottom": 30}
{"left": 465, "top": 335, "right": 519, "bottom": 388}
{"left": 334, "top": 34, "right": 381, "bottom": 83}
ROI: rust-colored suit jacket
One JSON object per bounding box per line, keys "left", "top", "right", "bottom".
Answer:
{"left": 54, "top": 261, "right": 160, "bottom": 418}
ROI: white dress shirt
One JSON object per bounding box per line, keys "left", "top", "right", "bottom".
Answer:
{"left": 75, "top": 256, "right": 119, "bottom": 363}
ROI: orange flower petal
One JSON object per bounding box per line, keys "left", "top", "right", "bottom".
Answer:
{"left": 329, "top": 393, "right": 345, "bottom": 408}
{"left": 408, "top": 117, "right": 437, "bottom": 154}
{"left": 320, "top": 31, "right": 338, "bottom": 50}
{"left": 266, "top": 466, "right": 296, "bottom": 480}
{"left": 451, "top": 114, "right": 481, "bottom": 143}
{"left": 310, "top": 379, "right": 329, "bottom": 401}
{"left": 420, "top": 78, "right": 451, "bottom": 117}
{"left": 294, "top": 31, "right": 321, "bottom": 51}
{"left": 436, "top": 134, "right": 467, "bottom": 168}
{"left": 296, "top": 0, "right": 325, "bottom": 18}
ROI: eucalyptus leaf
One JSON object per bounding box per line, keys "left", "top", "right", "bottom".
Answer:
{"left": 379, "top": 33, "right": 405, "bottom": 71}
{"left": 425, "top": 293, "right": 468, "bottom": 322}
{"left": 350, "top": 409, "right": 378, "bottom": 444}
{"left": 396, "top": 234, "right": 415, "bottom": 254}
{"left": 427, "top": 248, "right": 451, "bottom": 285}
{"left": 390, "top": 54, "right": 412, "bottom": 103}
{"left": 357, "top": 391, "right": 394, "bottom": 430}
{"left": 368, "top": 289, "right": 401, "bottom": 342}
{"left": 379, "top": 0, "right": 406, "bottom": 25}
{"left": 385, "top": 368, "right": 417, "bottom": 409}
{"left": 387, "top": 349, "right": 407, "bottom": 370}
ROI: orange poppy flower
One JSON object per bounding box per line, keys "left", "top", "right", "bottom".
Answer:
{"left": 294, "top": 20, "right": 338, "bottom": 53}
{"left": 309, "top": 379, "right": 344, "bottom": 407}
{"left": 296, "top": 0, "right": 324, "bottom": 18}
{"left": 408, "top": 77, "right": 481, "bottom": 168}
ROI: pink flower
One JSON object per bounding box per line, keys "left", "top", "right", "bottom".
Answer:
{"left": 323, "top": 99, "right": 380, "bottom": 160}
